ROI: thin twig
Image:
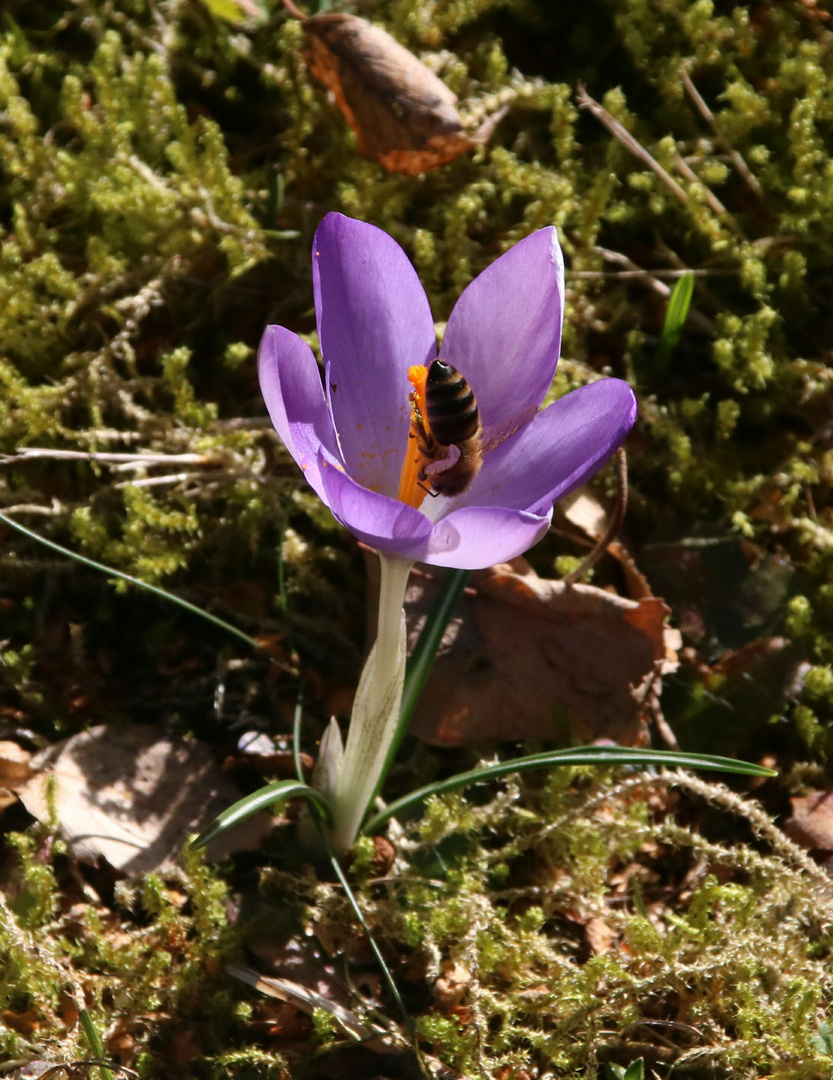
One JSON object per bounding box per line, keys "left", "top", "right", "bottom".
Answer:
{"left": 594, "top": 247, "right": 715, "bottom": 333}
{"left": 569, "top": 267, "right": 737, "bottom": 281}
{"left": 578, "top": 83, "right": 739, "bottom": 231}
{"left": 1, "top": 502, "right": 64, "bottom": 516}
{"left": 576, "top": 84, "right": 689, "bottom": 206}
{"left": 595, "top": 247, "right": 673, "bottom": 299}
{"left": 212, "top": 416, "right": 274, "bottom": 432}
{"left": 111, "top": 471, "right": 245, "bottom": 490}
{"left": 3, "top": 448, "right": 219, "bottom": 467}
{"left": 680, "top": 65, "right": 765, "bottom": 199}
{"left": 673, "top": 154, "right": 733, "bottom": 221}
{"left": 563, "top": 448, "right": 628, "bottom": 585}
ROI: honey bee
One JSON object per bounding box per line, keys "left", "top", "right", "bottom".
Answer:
{"left": 411, "top": 359, "right": 483, "bottom": 496}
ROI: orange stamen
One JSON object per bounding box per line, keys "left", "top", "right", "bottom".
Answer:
{"left": 396, "top": 365, "right": 432, "bottom": 509}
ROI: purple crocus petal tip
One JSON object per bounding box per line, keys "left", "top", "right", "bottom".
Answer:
{"left": 425, "top": 505, "right": 553, "bottom": 570}
{"left": 442, "top": 227, "right": 565, "bottom": 448}
{"left": 311, "top": 214, "right": 437, "bottom": 501}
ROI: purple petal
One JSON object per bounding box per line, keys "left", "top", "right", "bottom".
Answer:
{"left": 424, "top": 506, "right": 552, "bottom": 569}
{"left": 318, "top": 450, "right": 434, "bottom": 558}
{"left": 452, "top": 379, "right": 637, "bottom": 514}
{"left": 312, "top": 214, "right": 437, "bottom": 498}
{"left": 442, "top": 228, "right": 565, "bottom": 448}
{"left": 258, "top": 325, "right": 341, "bottom": 502}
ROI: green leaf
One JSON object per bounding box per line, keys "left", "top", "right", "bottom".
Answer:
{"left": 810, "top": 1021, "right": 833, "bottom": 1056}
{"left": 79, "top": 1009, "right": 115, "bottom": 1080}
{"left": 606, "top": 1060, "right": 645, "bottom": 1080}
{"left": 190, "top": 780, "right": 332, "bottom": 850}
{"left": 659, "top": 270, "right": 694, "bottom": 358}
{"left": 362, "top": 745, "right": 776, "bottom": 835}
{"left": 0, "top": 512, "right": 275, "bottom": 660}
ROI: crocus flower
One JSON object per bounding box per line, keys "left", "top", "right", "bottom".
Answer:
{"left": 259, "top": 213, "right": 636, "bottom": 572}
{"left": 258, "top": 213, "right": 637, "bottom": 854}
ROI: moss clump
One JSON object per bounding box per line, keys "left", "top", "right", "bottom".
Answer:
{"left": 300, "top": 771, "right": 833, "bottom": 1077}
{"left": 0, "top": 841, "right": 241, "bottom": 1066}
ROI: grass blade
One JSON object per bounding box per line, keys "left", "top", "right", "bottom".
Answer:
{"left": 658, "top": 270, "right": 694, "bottom": 361}
{"left": 190, "top": 780, "right": 331, "bottom": 850}
{"left": 79, "top": 1009, "right": 115, "bottom": 1080}
{"left": 401, "top": 568, "right": 469, "bottom": 731}
{"left": 0, "top": 511, "right": 274, "bottom": 661}
{"left": 362, "top": 745, "right": 776, "bottom": 835}
{"left": 328, "top": 853, "right": 418, "bottom": 1041}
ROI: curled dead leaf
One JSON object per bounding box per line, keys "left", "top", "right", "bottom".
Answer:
{"left": 434, "top": 961, "right": 471, "bottom": 1013}
{"left": 407, "top": 557, "right": 679, "bottom": 747}
{"left": 0, "top": 739, "right": 33, "bottom": 785}
{"left": 17, "top": 724, "right": 271, "bottom": 875}
{"left": 784, "top": 788, "right": 833, "bottom": 851}
{"left": 295, "top": 7, "right": 494, "bottom": 174}
{"left": 0, "top": 738, "right": 32, "bottom": 811}
{"left": 227, "top": 964, "right": 378, "bottom": 1041}
{"left": 585, "top": 916, "right": 618, "bottom": 956}
{"left": 558, "top": 486, "right": 656, "bottom": 600}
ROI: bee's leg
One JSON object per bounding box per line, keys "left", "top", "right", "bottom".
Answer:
{"left": 409, "top": 392, "right": 435, "bottom": 457}
{"left": 423, "top": 442, "right": 461, "bottom": 478}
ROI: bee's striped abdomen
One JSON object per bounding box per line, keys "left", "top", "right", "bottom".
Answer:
{"left": 425, "top": 360, "right": 480, "bottom": 446}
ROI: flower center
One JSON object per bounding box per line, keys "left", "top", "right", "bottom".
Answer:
{"left": 396, "top": 364, "right": 434, "bottom": 510}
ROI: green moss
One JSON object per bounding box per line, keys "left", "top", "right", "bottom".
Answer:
{"left": 0, "top": 824, "right": 243, "bottom": 1064}
{"left": 307, "top": 771, "right": 833, "bottom": 1077}
{"left": 2, "top": 0, "right": 833, "bottom": 1072}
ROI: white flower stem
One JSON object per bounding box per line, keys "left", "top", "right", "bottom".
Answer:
{"left": 329, "top": 552, "right": 413, "bottom": 857}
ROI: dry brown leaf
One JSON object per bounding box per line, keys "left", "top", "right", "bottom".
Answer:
{"left": 2, "top": 1007, "right": 41, "bottom": 1035}
{"left": 0, "top": 739, "right": 33, "bottom": 784}
{"left": 17, "top": 724, "right": 271, "bottom": 875}
{"left": 408, "top": 557, "right": 679, "bottom": 747}
{"left": 299, "top": 11, "right": 487, "bottom": 174}
{"left": 227, "top": 964, "right": 378, "bottom": 1041}
{"left": 434, "top": 961, "right": 471, "bottom": 1013}
{"left": 585, "top": 917, "right": 618, "bottom": 956}
{"left": 0, "top": 739, "right": 32, "bottom": 811}
{"left": 559, "top": 488, "right": 609, "bottom": 540}
{"left": 784, "top": 788, "right": 833, "bottom": 851}
{"left": 233, "top": 730, "right": 314, "bottom": 778}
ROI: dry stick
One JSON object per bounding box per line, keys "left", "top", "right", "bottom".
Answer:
{"left": 595, "top": 245, "right": 716, "bottom": 334}
{"left": 680, "top": 64, "right": 765, "bottom": 199}
{"left": 570, "top": 267, "right": 736, "bottom": 281}
{"left": 1, "top": 502, "right": 63, "bottom": 516}
{"left": 673, "top": 154, "right": 733, "bottom": 220}
{"left": 637, "top": 658, "right": 680, "bottom": 751}
{"left": 3, "top": 448, "right": 218, "bottom": 466}
{"left": 562, "top": 447, "right": 628, "bottom": 586}
{"left": 576, "top": 84, "right": 689, "bottom": 205}
{"left": 282, "top": 0, "right": 307, "bottom": 19}
{"left": 113, "top": 471, "right": 246, "bottom": 490}
{"left": 596, "top": 245, "right": 673, "bottom": 299}
{"left": 577, "top": 84, "right": 740, "bottom": 233}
